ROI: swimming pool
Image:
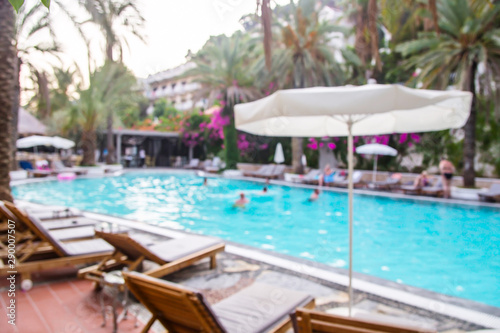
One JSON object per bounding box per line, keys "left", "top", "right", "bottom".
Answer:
{"left": 12, "top": 171, "right": 500, "bottom": 308}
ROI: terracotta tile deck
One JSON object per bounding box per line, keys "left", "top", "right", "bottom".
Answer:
{"left": 0, "top": 273, "right": 145, "bottom": 333}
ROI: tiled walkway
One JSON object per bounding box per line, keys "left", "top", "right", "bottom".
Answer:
{"left": 0, "top": 277, "right": 144, "bottom": 333}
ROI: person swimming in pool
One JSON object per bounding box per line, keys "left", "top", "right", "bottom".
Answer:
{"left": 439, "top": 157, "right": 455, "bottom": 199}
{"left": 262, "top": 186, "right": 268, "bottom": 193}
{"left": 308, "top": 189, "right": 320, "bottom": 201}
{"left": 234, "top": 193, "right": 249, "bottom": 207}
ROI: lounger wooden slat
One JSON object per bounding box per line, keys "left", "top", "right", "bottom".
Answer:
{"left": 78, "top": 230, "right": 225, "bottom": 282}
{"left": 0, "top": 201, "right": 113, "bottom": 284}
{"left": 123, "top": 271, "right": 315, "bottom": 333}
{"left": 292, "top": 308, "right": 436, "bottom": 333}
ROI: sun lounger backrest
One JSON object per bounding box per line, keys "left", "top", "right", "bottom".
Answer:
{"left": 273, "top": 164, "right": 286, "bottom": 176}
{"left": 123, "top": 271, "right": 226, "bottom": 332}
{"left": 292, "top": 308, "right": 436, "bottom": 333}
{"left": 3, "top": 201, "right": 66, "bottom": 257}
{"left": 352, "top": 171, "right": 363, "bottom": 183}
{"left": 490, "top": 183, "right": 500, "bottom": 192}
{"left": 94, "top": 230, "right": 167, "bottom": 264}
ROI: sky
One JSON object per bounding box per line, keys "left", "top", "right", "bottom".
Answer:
{"left": 45, "top": 0, "right": 290, "bottom": 79}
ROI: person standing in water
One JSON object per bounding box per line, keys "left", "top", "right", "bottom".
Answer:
{"left": 234, "top": 193, "right": 249, "bottom": 207}
{"left": 439, "top": 158, "right": 455, "bottom": 199}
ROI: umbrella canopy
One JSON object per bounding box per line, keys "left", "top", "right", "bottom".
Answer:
{"left": 274, "top": 143, "right": 285, "bottom": 164}
{"left": 18, "top": 108, "right": 46, "bottom": 135}
{"left": 235, "top": 84, "right": 472, "bottom": 315}
{"left": 16, "top": 135, "right": 54, "bottom": 149}
{"left": 356, "top": 143, "right": 398, "bottom": 182}
{"left": 17, "top": 135, "right": 75, "bottom": 150}
{"left": 51, "top": 136, "right": 75, "bottom": 149}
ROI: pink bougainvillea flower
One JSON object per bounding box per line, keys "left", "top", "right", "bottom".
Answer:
{"left": 259, "top": 144, "right": 268, "bottom": 150}
{"left": 319, "top": 142, "right": 324, "bottom": 148}
{"left": 399, "top": 133, "right": 408, "bottom": 144}
{"left": 410, "top": 133, "right": 420, "bottom": 143}
{"left": 307, "top": 143, "right": 318, "bottom": 150}
{"left": 328, "top": 143, "right": 336, "bottom": 150}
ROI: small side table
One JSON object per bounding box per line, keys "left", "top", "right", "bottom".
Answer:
{"left": 100, "top": 270, "right": 137, "bottom": 333}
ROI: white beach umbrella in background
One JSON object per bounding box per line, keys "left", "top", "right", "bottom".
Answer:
{"left": 274, "top": 142, "right": 285, "bottom": 164}
{"left": 16, "top": 135, "right": 54, "bottom": 149}
{"left": 235, "top": 84, "right": 472, "bottom": 315}
{"left": 17, "top": 135, "right": 75, "bottom": 151}
{"left": 356, "top": 143, "right": 397, "bottom": 182}
{"left": 51, "top": 136, "right": 75, "bottom": 149}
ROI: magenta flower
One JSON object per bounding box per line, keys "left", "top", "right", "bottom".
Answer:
{"left": 328, "top": 143, "right": 336, "bottom": 150}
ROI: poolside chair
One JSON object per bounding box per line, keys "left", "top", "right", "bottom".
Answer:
{"left": 78, "top": 230, "right": 225, "bottom": 282}
{"left": 269, "top": 164, "right": 286, "bottom": 179}
{"left": 301, "top": 169, "right": 321, "bottom": 185}
{"left": 244, "top": 164, "right": 275, "bottom": 178}
{"left": 52, "top": 160, "right": 89, "bottom": 175}
{"left": 368, "top": 173, "right": 402, "bottom": 191}
{"left": 0, "top": 201, "right": 113, "bottom": 284}
{"left": 478, "top": 183, "right": 500, "bottom": 202}
{"left": 205, "top": 156, "right": 222, "bottom": 173}
{"left": 291, "top": 308, "right": 436, "bottom": 333}
{"left": 185, "top": 158, "right": 201, "bottom": 169}
{"left": 330, "top": 170, "right": 364, "bottom": 188}
{"left": 123, "top": 271, "right": 315, "bottom": 333}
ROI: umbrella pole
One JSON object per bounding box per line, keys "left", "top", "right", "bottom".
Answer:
{"left": 347, "top": 120, "right": 354, "bottom": 317}
{"left": 373, "top": 156, "right": 378, "bottom": 183}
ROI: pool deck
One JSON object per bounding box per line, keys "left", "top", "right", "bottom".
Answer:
{"left": 3, "top": 197, "right": 499, "bottom": 332}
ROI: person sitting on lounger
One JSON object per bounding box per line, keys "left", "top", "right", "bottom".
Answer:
{"left": 309, "top": 189, "right": 320, "bottom": 201}
{"left": 318, "top": 165, "right": 335, "bottom": 186}
{"left": 234, "top": 193, "right": 249, "bottom": 207}
{"left": 413, "top": 171, "right": 430, "bottom": 188}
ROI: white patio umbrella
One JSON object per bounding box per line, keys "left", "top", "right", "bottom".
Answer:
{"left": 51, "top": 136, "right": 75, "bottom": 149}
{"left": 17, "top": 135, "right": 75, "bottom": 152}
{"left": 274, "top": 142, "right": 285, "bottom": 164}
{"left": 356, "top": 143, "right": 397, "bottom": 182}
{"left": 234, "top": 84, "right": 472, "bottom": 315}
{"left": 16, "top": 135, "right": 54, "bottom": 149}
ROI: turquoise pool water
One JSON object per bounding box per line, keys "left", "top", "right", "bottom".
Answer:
{"left": 12, "top": 172, "right": 500, "bottom": 308}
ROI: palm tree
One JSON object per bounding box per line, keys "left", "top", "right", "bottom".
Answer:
{"left": 69, "top": 62, "right": 136, "bottom": 166}
{"left": 187, "top": 33, "right": 259, "bottom": 170}
{"left": 259, "top": 0, "right": 350, "bottom": 173}
{"left": 76, "top": 0, "right": 144, "bottom": 164}
{"left": 0, "top": 0, "right": 15, "bottom": 202}
{"left": 397, "top": 0, "right": 500, "bottom": 187}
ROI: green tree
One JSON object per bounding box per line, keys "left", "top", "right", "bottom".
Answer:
{"left": 259, "top": 0, "right": 351, "bottom": 173}
{"left": 63, "top": 0, "right": 145, "bottom": 164}
{"left": 397, "top": 0, "right": 500, "bottom": 187}
{"left": 187, "top": 33, "right": 259, "bottom": 169}
{"left": 69, "top": 62, "right": 136, "bottom": 166}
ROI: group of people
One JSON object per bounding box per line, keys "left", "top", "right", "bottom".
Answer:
{"left": 412, "top": 158, "right": 455, "bottom": 198}
{"left": 231, "top": 178, "right": 320, "bottom": 208}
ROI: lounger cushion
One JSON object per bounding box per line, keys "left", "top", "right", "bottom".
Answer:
{"left": 212, "top": 282, "right": 313, "bottom": 333}
{"left": 49, "top": 226, "right": 95, "bottom": 241}
{"left": 148, "top": 235, "right": 221, "bottom": 262}
{"left": 61, "top": 239, "right": 114, "bottom": 256}
{"left": 42, "top": 217, "right": 97, "bottom": 230}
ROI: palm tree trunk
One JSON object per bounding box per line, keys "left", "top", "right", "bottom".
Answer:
{"left": 81, "top": 129, "right": 96, "bottom": 166}
{"left": 11, "top": 56, "right": 20, "bottom": 171}
{"left": 0, "top": 0, "right": 15, "bottom": 202}
{"left": 106, "top": 113, "right": 115, "bottom": 164}
{"left": 292, "top": 60, "right": 305, "bottom": 174}
{"left": 463, "top": 63, "right": 477, "bottom": 187}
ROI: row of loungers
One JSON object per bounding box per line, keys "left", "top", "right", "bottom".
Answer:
{"left": 0, "top": 201, "right": 439, "bottom": 332}
{"left": 301, "top": 170, "right": 448, "bottom": 197}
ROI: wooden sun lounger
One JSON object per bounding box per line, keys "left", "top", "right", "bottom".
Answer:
{"left": 291, "top": 308, "right": 436, "bottom": 333}
{"left": 478, "top": 183, "right": 500, "bottom": 202}
{"left": 78, "top": 230, "right": 225, "bottom": 282}
{"left": 0, "top": 201, "right": 113, "bottom": 284}
{"left": 123, "top": 271, "right": 315, "bottom": 333}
